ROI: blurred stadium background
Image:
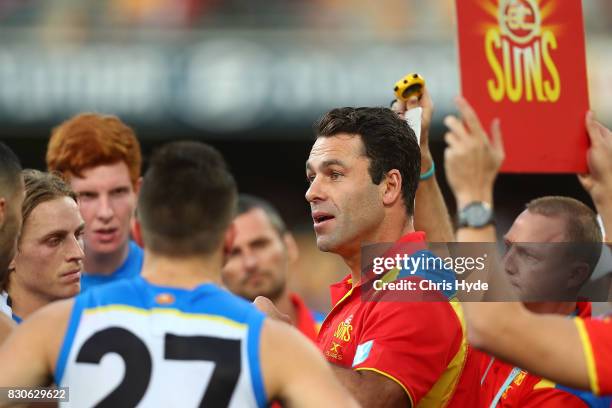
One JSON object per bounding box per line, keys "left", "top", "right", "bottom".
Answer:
{"left": 1, "top": 0, "right": 611, "bottom": 311}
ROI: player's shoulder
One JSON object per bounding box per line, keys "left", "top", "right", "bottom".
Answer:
{"left": 77, "top": 275, "right": 147, "bottom": 309}
{"left": 78, "top": 276, "right": 265, "bottom": 325}
{"left": 17, "top": 298, "right": 76, "bottom": 340}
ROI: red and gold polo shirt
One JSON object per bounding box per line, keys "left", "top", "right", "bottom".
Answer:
{"left": 290, "top": 292, "right": 323, "bottom": 342}
{"left": 576, "top": 313, "right": 612, "bottom": 396}
{"left": 316, "top": 231, "right": 481, "bottom": 407}
{"left": 481, "top": 302, "right": 594, "bottom": 407}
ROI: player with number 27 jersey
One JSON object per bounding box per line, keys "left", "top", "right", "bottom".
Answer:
{"left": 56, "top": 276, "right": 266, "bottom": 408}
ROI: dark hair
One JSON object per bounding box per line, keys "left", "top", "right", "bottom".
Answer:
{"left": 0, "top": 142, "right": 22, "bottom": 198}
{"left": 526, "top": 196, "right": 603, "bottom": 273}
{"left": 137, "top": 141, "right": 237, "bottom": 256}
{"left": 314, "top": 107, "right": 420, "bottom": 215}
{"left": 237, "top": 194, "right": 287, "bottom": 236}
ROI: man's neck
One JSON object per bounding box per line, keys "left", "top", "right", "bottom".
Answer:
{"left": 345, "top": 218, "right": 415, "bottom": 286}
{"left": 524, "top": 301, "right": 577, "bottom": 315}
{"left": 272, "top": 290, "right": 298, "bottom": 325}
{"left": 8, "top": 283, "right": 52, "bottom": 320}
{"left": 140, "top": 250, "right": 223, "bottom": 289}
{"left": 84, "top": 241, "right": 130, "bottom": 276}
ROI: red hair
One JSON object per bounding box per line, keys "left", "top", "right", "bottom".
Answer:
{"left": 46, "top": 113, "right": 142, "bottom": 187}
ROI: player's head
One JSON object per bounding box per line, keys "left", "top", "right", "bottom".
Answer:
{"left": 6, "top": 170, "right": 84, "bottom": 303}
{"left": 222, "top": 194, "right": 298, "bottom": 302}
{"left": 137, "top": 141, "right": 237, "bottom": 257}
{"left": 46, "top": 113, "right": 141, "bottom": 257}
{"left": 503, "top": 196, "right": 602, "bottom": 301}
{"left": 0, "top": 142, "right": 24, "bottom": 280}
{"left": 306, "top": 107, "right": 420, "bottom": 255}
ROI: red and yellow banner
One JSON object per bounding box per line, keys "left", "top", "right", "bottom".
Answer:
{"left": 455, "top": 0, "right": 589, "bottom": 173}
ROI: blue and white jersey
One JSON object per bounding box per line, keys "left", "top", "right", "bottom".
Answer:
{"left": 55, "top": 276, "right": 267, "bottom": 408}
{"left": 80, "top": 241, "right": 144, "bottom": 293}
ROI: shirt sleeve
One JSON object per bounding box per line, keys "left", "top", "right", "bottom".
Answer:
{"left": 519, "top": 382, "right": 589, "bottom": 408}
{"left": 575, "top": 316, "right": 612, "bottom": 396}
{"left": 352, "top": 299, "right": 465, "bottom": 405}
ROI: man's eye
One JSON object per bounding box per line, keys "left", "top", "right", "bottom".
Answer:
{"left": 78, "top": 192, "right": 96, "bottom": 200}
{"left": 111, "top": 188, "right": 129, "bottom": 197}
{"left": 306, "top": 175, "right": 315, "bottom": 184}
{"left": 330, "top": 172, "right": 343, "bottom": 180}
{"left": 47, "top": 238, "right": 61, "bottom": 247}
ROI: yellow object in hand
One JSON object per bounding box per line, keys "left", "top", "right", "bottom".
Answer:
{"left": 393, "top": 73, "right": 425, "bottom": 101}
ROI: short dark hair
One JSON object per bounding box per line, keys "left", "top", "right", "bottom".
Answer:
{"left": 137, "top": 141, "right": 237, "bottom": 256}
{"left": 0, "top": 142, "right": 22, "bottom": 198}
{"left": 526, "top": 196, "right": 603, "bottom": 273}
{"left": 314, "top": 107, "right": 420, "bottom": 215}
{"left": 237, "top": 194, "right": 287, "bottom": 237}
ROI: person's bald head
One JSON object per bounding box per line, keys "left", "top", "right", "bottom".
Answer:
{"left": 0, "top": 143, "right": 24, "bottom": 279}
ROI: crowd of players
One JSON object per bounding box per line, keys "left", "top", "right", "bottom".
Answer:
{"left": 0, "top": 83, "right": 609, "bottom": 407}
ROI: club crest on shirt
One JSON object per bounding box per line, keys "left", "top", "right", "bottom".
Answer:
{"left": 325, "top": 315, "right": 354, "bottom": 361}
{"left": 333, "top": 315, "right": 353, "bottom": 342}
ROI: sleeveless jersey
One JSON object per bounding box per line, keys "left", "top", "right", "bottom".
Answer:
{"left": 55, "top": 276, "right": 267, "bottom": 407}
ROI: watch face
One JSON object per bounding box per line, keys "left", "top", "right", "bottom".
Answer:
{"left": 464, "top": 202, "right": 493, "bottom": 227}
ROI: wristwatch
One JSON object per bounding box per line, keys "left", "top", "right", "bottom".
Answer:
{"left": 457, "top": 201, "right": 494, "bottom": 228}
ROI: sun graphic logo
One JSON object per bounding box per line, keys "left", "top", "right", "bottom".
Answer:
{"left": 483, "top": 0, "right": 560, "bottom": 103}
{"left": 499, "top": 0, "right": 541, "bottom": 44}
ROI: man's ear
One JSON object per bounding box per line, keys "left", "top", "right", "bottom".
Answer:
{"left": 283, "top": 232, "right": 299, "bottom": 264}
{"left": 567, "top": 262, "right": 591, "bottom": 291}
{"left": 0, "top": 198, "right": 6, "bottom": 228}
{"left": 8, "top": 257, "right": 16, "bottom": 273}
{"left": 223, "top": 222, "right": 237, "bottom": 261}
{"left": 382, "top": 169, "right": 403, "bottom": 206}
{"left": 131, "top": 216, "right": 144, "bottom": 248}
{"left": 134, "top": 177, "right": 143, "bottom": 195}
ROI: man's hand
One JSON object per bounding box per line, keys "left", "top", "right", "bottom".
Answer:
{"left": 444, "top": 97, "right": 504, "bottom": 208}
{"left": 392, "top": 87, "right": 434, "bottom": 172}
{"left": 578, "top": 112, "right": 612, "bottom": 208}
{"left": 253, "top": 296, "right": 292, "bottom": 325}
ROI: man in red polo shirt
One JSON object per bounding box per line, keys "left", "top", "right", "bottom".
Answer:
{"left": 304, "top": 106, "right": 480, "bottom": 407}
{"left": 479, "top": 197, "right": 605, "bottom": 408}
{"left": 444, "top": 97, "right": 612, "bottom": 401}
{"left": 222, "top": 194, "right": 324, "bottom": 341}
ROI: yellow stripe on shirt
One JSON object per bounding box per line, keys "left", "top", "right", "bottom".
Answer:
{"left": 84, "top": 305, "right": 246, "bottom": 329}
{"left": 574, "top": 318, "right": 600, "bottom": 396}
{"left": 355, "top": 367, "right": 415, "bottom": 407}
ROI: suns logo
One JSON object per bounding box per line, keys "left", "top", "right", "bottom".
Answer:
{"left": 333, "top": 315, "right": 353, "bottom": 342}
{"left": 483, "top": 0, "right": 560, "bottom": 103}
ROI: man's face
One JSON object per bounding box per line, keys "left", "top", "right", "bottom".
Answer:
{"left": 0, "top": 180, "right": 25, "bottom": 274}
{"left": 503, "top": 210, "right": 573, "bottom": 300}
{"left": 222, "top": 208, "right": 291, "bottom": 302}
{"left": 305, "top": 134, "right": 385, "bottom": 256}
{"left": 70, "top": 162, "right": 137, "bottom": 256}
{"left": 12, "top": 196, "right": 84, "bottom": 301}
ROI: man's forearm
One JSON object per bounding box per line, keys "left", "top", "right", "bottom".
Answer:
{"left": 467, "top": 303, "right": 590, "bottom": 391}
{"left": 414, "top": 153, "right": 454, "bottom": 242}
{"left": 594, "top": 199, "right": 612, "bottom": 244}
{"left": 329, "top": 364, "right": 410, "bottom": 407}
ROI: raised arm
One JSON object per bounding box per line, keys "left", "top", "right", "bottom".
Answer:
{"left": 579, "top": 111, "right": 612, "bottom": 243}
{"left": 396, "top": 87, "right": 454, "bottom": 242}
{"left": 443, "top": 97, "right": 504, "bottom": 242}
{"left": 463, "top": 112, "right": 612, "bottom": 394}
